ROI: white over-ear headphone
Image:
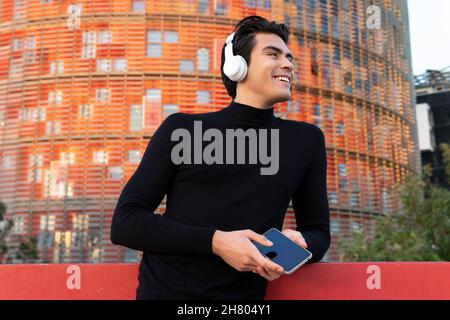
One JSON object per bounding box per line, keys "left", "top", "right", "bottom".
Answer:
{"left": 223, "top": 32, "right": 248, "bottom": 82}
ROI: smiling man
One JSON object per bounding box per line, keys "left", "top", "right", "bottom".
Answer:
{"left": 111, "top": 15, "right": 330, "bottom": 300}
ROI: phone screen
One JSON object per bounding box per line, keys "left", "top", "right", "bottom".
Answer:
{"left": 251, "top": 228, "right": 312, "bottom": 274}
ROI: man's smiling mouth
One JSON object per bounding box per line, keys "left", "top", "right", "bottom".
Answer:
{"left": 273, "top": 75, "right": 290, "bottom": 83}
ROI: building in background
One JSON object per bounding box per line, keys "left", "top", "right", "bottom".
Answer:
{"left": 415, "top": 67, "right": 450, "bottom": 190}
{"left": 0, "top": 0, "right": 418, "bottom": 263}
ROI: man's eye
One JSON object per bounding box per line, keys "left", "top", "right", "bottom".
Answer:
{"left": 269, "top": 53, "right": 277, "bottom": 57}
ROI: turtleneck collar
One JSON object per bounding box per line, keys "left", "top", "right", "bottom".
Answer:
{"left": 220, "top": 100, "right": 275, "bottom": 126}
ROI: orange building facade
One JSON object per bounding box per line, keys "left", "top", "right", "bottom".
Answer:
{"left": 0, "top": 0, "right": 419, "bottom": 263}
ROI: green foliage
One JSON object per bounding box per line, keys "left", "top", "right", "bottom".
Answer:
{"left": 338, "top": 143, "right": 450, "bottom": 262}
{"left": 0, "top": 202, "right": 14, "bottom": 263}
{"left": 441, "top": 143, "right": 450, "bottom": 185}
{"left": 15, "top": 236, "right": 39, "bottom": 263}
{"left": 1, "top": 201, "right": 40, "bottom": 264}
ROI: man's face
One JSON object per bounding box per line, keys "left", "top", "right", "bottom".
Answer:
{"left": 238, "top": 33, "right": 294, "bottom": 106}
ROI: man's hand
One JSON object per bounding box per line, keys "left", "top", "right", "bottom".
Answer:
{"left": 281, "top": 228, "right": 308, "bottom": 249}
{"left": 212, "top": 229, "right": 284, "bottom": 281}
{"left": 252, "top": 228, "right": 308, "bottom": 281}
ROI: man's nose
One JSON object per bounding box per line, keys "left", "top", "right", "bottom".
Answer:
{"left": 281, "top": 58, "right": 294, "bottom": 71}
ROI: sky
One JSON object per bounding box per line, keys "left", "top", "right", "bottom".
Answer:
{"left": 407, "top": 0, "right": 450, "bottom": 76}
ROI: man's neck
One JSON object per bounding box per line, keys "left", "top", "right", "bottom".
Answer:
{"left": 234, "top": 93, "right": 274, "bottom": 110}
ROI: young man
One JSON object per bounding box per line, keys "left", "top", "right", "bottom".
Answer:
{"left": 111, "top": 15, "right": 330, "bottom": 300}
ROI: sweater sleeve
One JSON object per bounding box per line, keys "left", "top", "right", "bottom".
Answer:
{"left": 292, "top": 125, "right": 331, "bottom": 263}
{"left": 110, "top": 113, "right": 217, "bottom": 255}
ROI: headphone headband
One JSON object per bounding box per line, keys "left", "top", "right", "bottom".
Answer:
{"left": 225, "top": 32, "right": 235, "bottom": 45}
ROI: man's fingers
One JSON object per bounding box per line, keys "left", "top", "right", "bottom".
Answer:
{"left": 299, "top": 236, "right": 308, "bottom": 248}
{"left": 247, "top": 240, "right": 283, "bottom": 273}
{"left": 245, "top": 230, "right": 273, "bottom": 247}
{"left": 256, "top": 266, "right": 271, "bottom": 280}
{"left": 256, "top": 253, "right": 283, "bottom": 273}
{"left": 283, "top": 229, "right": 308, "bottom": 248}
{"left": 245, "top": 229, "right": 284, "bottom": 274}
{"left": 254, "top": 266, "right": 282, "bottom": 281}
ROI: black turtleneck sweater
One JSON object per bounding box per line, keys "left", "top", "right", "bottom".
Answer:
{"left": 110, "top": 100, "right": 330, "bottom": 300}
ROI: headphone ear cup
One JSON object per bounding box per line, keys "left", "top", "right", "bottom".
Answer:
{"left": 223, "top": 55, "right": 240, "bottom": 81}
{"left": 233, "top": 55, "right": 248, "bottom": 82}
{"left": 224, "top": 55, "right": 247, "bottom": 82}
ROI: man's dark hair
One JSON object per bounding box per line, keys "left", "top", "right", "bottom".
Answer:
{"left": 220, "top": 15, "right": 290, "bottom": 99}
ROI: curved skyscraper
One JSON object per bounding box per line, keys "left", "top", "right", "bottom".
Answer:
{"left": 0, "top": 0, "right": 418, "bottom": 262}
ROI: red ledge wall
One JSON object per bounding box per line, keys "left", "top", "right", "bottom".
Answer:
{"left": 0, "top": 262, "right": 449, "bottom": 300}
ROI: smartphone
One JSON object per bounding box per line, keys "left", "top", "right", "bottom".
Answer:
{"left": 251, "top": 228, "right": 312, "bottom": 274}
